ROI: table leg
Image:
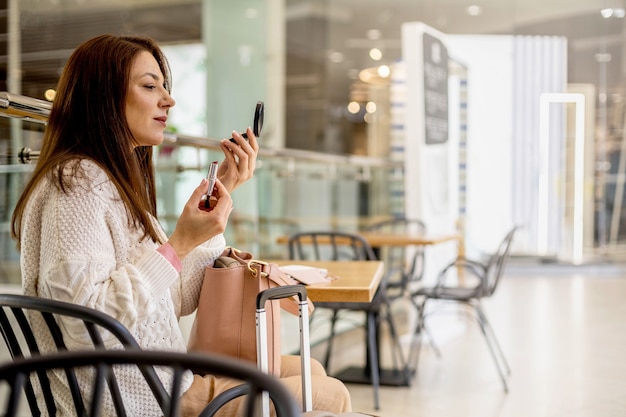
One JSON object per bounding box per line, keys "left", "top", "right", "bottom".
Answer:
{"left": 333, "top": 310, "right": 411, "bottom": 387}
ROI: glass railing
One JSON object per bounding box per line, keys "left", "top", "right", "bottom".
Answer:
{"left": 0, "top": 92, "right": 402, "bottom": 285}
{"left": 153, "top": 132, "right": 402, "bottom": 259}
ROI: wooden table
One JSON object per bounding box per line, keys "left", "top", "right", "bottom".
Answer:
{"left": 276, "top": 231, "right": 464, "bottom": 387}
{"left": 276, "top": 232, "right": 462, "bottom": 249}
{"left": 270, "top": 260, "right": 384, "bottom": 303}
{"left": 356, "top": 231, "right": 462, "bottom": 248}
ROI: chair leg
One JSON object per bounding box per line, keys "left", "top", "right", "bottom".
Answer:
{"left": 323, "top": 309, "right": 339, "bottom": 370}
{"left": 366, "top": 311, "right": 381, "bottom": 410}
{"left": 407, "top": 298, "right": 427, "bottom": 375}
{"left": 422, "top": 322, "right": 441, "bottom": 358}
{"left": 473, "top": 304, "right": 509, "bottom": 393}
{"left": 475, "top": 304, "right": 511, "bottom": 376}
{"left": 410, "top": 297, "right": 441, "bottom": 358}
{"left": 382, "top": 304, "right": 408, "bottom": 378}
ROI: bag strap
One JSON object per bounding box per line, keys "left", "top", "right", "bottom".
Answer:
{"left": 222, "top": 247, "right": 254, "bottom": 263}
{"left": 219, "top": 247, "right": 315, "bottom": 315}
{"left": 249, "top": 261, "right": 315, "bottom": 316}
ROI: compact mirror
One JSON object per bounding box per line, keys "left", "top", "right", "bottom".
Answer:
{"left": 232, "top": 101, "right": 264, "bottom": 142}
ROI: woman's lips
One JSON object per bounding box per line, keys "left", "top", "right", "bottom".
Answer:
{"left": 154, "top": 116, "right": 167, "bottom": 127}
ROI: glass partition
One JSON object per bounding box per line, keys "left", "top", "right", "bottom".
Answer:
{"left": 153, "top": 134, "right": 401, "bottom": 260}
{"left": 8, "top": 0, "right": 626, "bottom": 266}
{"left": 0, "top": 97, "right": 402, "bottom": 286}
{"left": 0, "top": 116, "right": 42, "bottom": 285}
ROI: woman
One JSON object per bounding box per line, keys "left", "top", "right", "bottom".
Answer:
{"left": 11, "top": 34, "right": 351, "bottom": 416}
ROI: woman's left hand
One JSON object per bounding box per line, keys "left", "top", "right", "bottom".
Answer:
{"left": 217, "top": 127, "right": 259, "bottom": 192}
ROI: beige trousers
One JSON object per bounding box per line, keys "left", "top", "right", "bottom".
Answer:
{"left": 181, "top": 355, "right": 352, "bottom": 417}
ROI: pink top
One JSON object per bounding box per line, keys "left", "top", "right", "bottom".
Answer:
{"left": 157, "top": 242, "right": 182, "bottom": 272}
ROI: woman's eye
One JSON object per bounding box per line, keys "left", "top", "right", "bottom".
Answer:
{"left": 145, "top": 85, "right": 157, "bottom": 90}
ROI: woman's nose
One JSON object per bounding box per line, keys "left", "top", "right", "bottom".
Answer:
{"left": 162, "top": 91, "right": 175, "bottom": 108}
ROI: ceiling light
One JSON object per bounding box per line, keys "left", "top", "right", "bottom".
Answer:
{"left": 44, "top": 89, "right": 56, "bottom": 101}
{"left": 359, "top": 67, "right": 392, "bottom": 85}
{"left": 366, "top": 102, "right": 377, "bottom": 113}
{"left": 347, "top": 101, "right": 361, "bottom": 114}
{"left": 377, "top": 65, "right": 391, "bottom": 78}
{"left": 601, "top": 7, "right": 625, "bottom": 18}
{"left": 369, "top": 48, "right": 383, "bottom": 61}
{"left": 359, "top": 69, "right": 374, "bottom": 83}
{"left": 466, "top": 5, "right": 482, "bottom": 16}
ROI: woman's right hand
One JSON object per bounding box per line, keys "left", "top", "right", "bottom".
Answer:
{"left": 167, "top": 178, "right": 233, "bottom": 260}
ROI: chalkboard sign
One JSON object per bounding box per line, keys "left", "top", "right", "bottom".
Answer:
{"left": 423, "top": 32, "right": 449, "bottom": 144}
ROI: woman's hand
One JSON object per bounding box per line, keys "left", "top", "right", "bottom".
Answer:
{"left": 217, "top": 127, "right": 259, "bottom": 192}
{"left": 167, "top": 178, "right": 233, "bottom": 260}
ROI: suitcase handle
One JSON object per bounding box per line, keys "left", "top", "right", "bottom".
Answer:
{"left": 256, "top": 285, "right": 307, "bottom": 309}
{"left": 256, "top": 284, "right": 313, "bottom": 414}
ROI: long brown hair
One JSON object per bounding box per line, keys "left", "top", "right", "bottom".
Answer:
{"left": 11, "top": 34, "right": 172, "bottom": 248}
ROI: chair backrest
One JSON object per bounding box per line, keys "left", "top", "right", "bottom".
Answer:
{"left": 483, "top": 226, "right": 517, "bottom": 296}
{"left": 365, "top": 217, "right": 427, "bottom": 290}
{"left": 0, "top": 294, "right": 248, "bottom": 416}
{"left": 288, "top": 231, "right": 377, "bottom": 262}
{"left": 0, "top": 293, "right": 169, "bottom": 416}
{"left": 0, "top": 349, "right": 300, "bottom": 417}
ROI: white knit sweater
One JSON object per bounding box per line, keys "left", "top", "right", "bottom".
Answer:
{"left": 20, "top": 159, "right": 225, "bottom": 416}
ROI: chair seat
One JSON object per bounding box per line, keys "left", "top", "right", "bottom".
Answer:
{"left": 413, "top": 285, "right": 482, "bottom": 301}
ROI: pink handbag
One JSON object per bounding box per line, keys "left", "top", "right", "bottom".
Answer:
{"left": 187, "top": 247, "right": 314, "bottom": 376}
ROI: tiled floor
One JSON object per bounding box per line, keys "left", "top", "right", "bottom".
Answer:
{"left": 314, "top": 263, "right": 626, "bottom": 417}
{"left": 3, "top": 263, "right": 626, "bottom": 416}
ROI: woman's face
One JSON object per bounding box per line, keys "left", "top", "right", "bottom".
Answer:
{"left": 125, "top": 50, "right": 175, "bottom": 147}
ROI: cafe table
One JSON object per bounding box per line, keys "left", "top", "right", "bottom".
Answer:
{"left": 354, "top": 231, "right": 463, "bottom": 257}
{"left": 276, "top": 231, "right": 463, "bottom": 255}
{"left": 269, "top": 260, "right": 384, "bottom": 303}
{"left": 271, "top": 255, "right": 411, "bottom": 388}
{"left": 275, "top": 231, "right": 463, "bottom": 387}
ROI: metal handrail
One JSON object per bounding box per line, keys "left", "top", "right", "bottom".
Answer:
{"left": 162, "top": 132, "right": 399, "bottom": 168}
{"left": 0, "top": 91, "right": 401, "bottom": 169}
{"left": 0, "top": 91, "right": 52, "bottom": 123}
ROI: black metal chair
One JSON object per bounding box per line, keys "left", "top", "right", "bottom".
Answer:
{"left": 0, "top": 349, "right": 300, "bottom": 417}
{"left": 287, "top": 231, "right": 406, "bottom": 410}
{"left": 364, "top": 217, "right": 441, "bottom": 357}
{"left": 364, "top": 217, "right": 427, "bottom": 303}
{"left": 408, "top": 226, "right": 517, "bottom": 392}
{"left": 0, "top": 293, "right": 247, "bottom": 416}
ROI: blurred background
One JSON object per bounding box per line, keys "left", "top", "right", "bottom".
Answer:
{"left": 2, "top": 0, "right": 626, "bottom": 283}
